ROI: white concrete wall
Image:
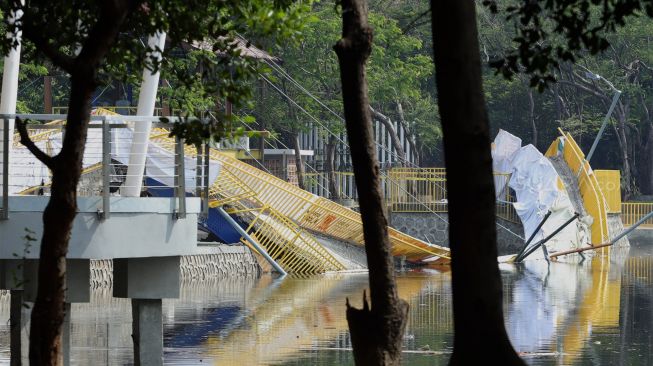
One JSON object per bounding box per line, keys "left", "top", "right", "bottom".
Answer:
{"left": 0, "top": 196, "right": 202, "bottom": 259}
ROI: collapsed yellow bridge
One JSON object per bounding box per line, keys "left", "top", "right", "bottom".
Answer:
{"left": 149, "top": 127, "right": 451, "bottom": 274}
{"left": 16, "top": 108, "right": 451, "bottom": 275}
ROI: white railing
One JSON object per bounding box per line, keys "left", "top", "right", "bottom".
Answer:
{"left": 0, "top": 113, "right": 211, "bottom": 221}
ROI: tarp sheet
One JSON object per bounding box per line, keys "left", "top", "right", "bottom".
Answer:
{"left": 492, "top": 130, "right": 591, "bottom": 258}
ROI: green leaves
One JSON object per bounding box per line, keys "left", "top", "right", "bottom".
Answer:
{"left": 486, "top": 0, "right": 650, "bottom": 87}
{"left": 0, "top": 0, "right": 311, "bottom": 144}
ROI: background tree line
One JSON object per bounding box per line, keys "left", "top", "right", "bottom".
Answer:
{"left": 246, "top": 0, "right": 653, "bottom": 199}
{"left": 9, "top": 1, "right": 652, "bottom": 199}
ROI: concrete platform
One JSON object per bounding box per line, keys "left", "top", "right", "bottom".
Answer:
{"left": 0, "top": 196, "right": 201, "bottom": 259}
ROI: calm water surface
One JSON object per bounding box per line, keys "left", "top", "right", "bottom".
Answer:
{"left": 0, "top": 241, "right": 651, "bottom": 365}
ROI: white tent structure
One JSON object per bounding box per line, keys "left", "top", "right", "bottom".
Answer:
{"left": 492, "top": 130, "right": 592, "bottom": 260}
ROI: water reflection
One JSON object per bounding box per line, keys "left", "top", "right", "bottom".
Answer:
{"left": 0, "top": 244, "right": 652, "bottom": 365}
{"left": 504, "top": 248, "right": 627, "bottom": 364}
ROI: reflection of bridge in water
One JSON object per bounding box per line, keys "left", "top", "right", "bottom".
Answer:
{"left": 195, "top": 273, "right": 445, "bottom": 365}
{"left": 0, "top": 252, "right": 648, "bottom": 365}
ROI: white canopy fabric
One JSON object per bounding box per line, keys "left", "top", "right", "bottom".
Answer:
{"left": 492, "top": 130, "right": 591, "bottom": 258}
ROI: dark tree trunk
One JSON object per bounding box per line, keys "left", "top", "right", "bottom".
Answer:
{"left": 292, "top": 132, "right": 305, "bottom": 190}
{"left": 552, "top": 85, "right": 563, "bottom": 123}
{"left": 334, "top": 0, "right": 408, "bottom": 365}
{"left": 642, "top": 124, "right": 653, "bottom": 194}
{"left": 430, "top": 1, "right": 525, "bottom": 365}
{"left": 325, "top": 135, "right": 340, "bottom": 199}
{"left": 371, "top": 106, "right": 407, "bottom": 166}
{"left": 19, "top": 3, "right": 133, "bottom": 364}
{"left": 614, "top": 114, "right": 634, "bottom": 199}
{"left": 43, "top": 75, "right": 53, "bottom": 114}
{"left": 29, "top": 73, "right": 95, "bottom": 365}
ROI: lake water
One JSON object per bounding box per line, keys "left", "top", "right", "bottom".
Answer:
{"left": 0, "top": 241, "right": 651, "bottom": 365}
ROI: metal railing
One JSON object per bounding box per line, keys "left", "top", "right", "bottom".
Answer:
{"left": 53, "top": 106, "right": 164, "bottom": 116}
{"left": 303, "top": 171, "right": 359, "bottom": 201}
{"left": 205, "top": 159, "right": 345, "bottom": 274}
{"left": 205, "top": 147, "right": 451, "bottom": 263}
{"left": 622, "top": 202, "right": 653, "bottom": 228}
{"left": 53, "top": 106, "right": 209, "bottom": 119}
{"left": 0, "top": 111, "right": 207, "bottom": 221}
{"left": 387, "top": 168, "right": 447, "bottom": 212}
{"left": 384, "top": 167, "right": 519, "bottom": 221}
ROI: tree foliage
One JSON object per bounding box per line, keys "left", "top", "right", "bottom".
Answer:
{"left": 254, "top": 3, "right": 441, "bottom": 164}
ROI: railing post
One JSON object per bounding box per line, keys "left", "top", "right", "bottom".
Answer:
{"left": 174, "top": 135, "right": 186, "bottom": 219}
{"left": 203, "top": 143, "right": 210, "bottom": 217}
{"left": 1, "top": 118, "right": 8, "bottom": 220}
{"left": 100, "top": 117, "right": 110, "bottom": 220}
{"left": 195, "top": 145, "right": 202, "bottom": 199}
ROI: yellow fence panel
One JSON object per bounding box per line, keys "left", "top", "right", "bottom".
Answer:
{"left": 595, "top": 170, "right": 621, "bottom": 213}
{"left": 387, "top": 168, "right": 447, "bottom": 213}
{"left": 621, "top": 202, "right": 653, "bottom": 228}
{"left": 385, "top": 168, "right": 519, "bottom": 223}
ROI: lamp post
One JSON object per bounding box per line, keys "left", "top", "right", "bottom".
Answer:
{"left": 584, "top": 70, "right": 622, "bottom": 163}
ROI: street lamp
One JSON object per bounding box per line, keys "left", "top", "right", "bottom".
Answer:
{"left": 583, "top": 70, "right": 622, "bottom": 163}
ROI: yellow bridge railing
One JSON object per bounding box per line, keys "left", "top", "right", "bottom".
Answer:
{"left": 545, "top": 129, "right": 609, "bottom": 244}
{"left": 207, "top": 149, "right": 451, "bottom": 263}
{"left": 385, "top": 168, "right": 519, "bottom": 223}
{"left": 595, "top": 170, "right": 621, "bottom": 213}
{"left": 621, "top": 202, "right": 653, "bottom": 228}
{"left": 147, "top": 129, "right": 346, "bottom": 275}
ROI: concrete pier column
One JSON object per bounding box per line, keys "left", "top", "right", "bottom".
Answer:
{"left": 3, "top": 260, "right": 34, "bottom": 366}
{"left": 113, "top": 256, "right": 180, "bottom": 366}
{"left": 132, "top": 299, "right": 163, "bottom": 366}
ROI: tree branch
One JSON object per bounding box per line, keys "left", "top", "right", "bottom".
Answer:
{"left": 401, "top": 8, "right": 431, "bottom": 34}
{"left": 15, "top": 118, "right": 55, "bottom": 170}
{"left": 76, "top": 0, "right": 141, "bottom": 69}
{"left": 557, "top": 79, "right": 611, "bottom": 103}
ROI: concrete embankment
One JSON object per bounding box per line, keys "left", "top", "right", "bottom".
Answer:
{"left": 388, "top": 211, "right": 524, "bottom": 256}
{"left": 90, "top": 244, "right": 261, "bottom": 287}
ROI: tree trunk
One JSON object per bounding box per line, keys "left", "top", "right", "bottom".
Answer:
{"left": 552, "top": 85, "right": 563, "bottom": 123}
{"left": 527, "top": 88, "right": 537, "bottom": 148}
{"left": 29, "top": 72, "right": 96, "bottom": 365}
{"left": 44, "top": 75, "right": 53, "bottom": 114}
{"left": 642, "top": 124, "right": 653, "bottom": 195}
{"left": 430, "top": 1, "right": 525, "bottom": 365}
{"left": 334, "top": 1, "right": 408, "bottom": 365}
{"left": 21, "top": 3, "right": 133, "bottom": 364}
{"left": 614, "top": 115, "right": 634, "bottom": 199}
{"left": 293, "top": 132, "right": 305, "bottom": 190}
{"left": 325, "top": 135, "right": 340, "bottom": 199}
{"left": 370, "top": 106, "right": 407, "bottom": 166}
